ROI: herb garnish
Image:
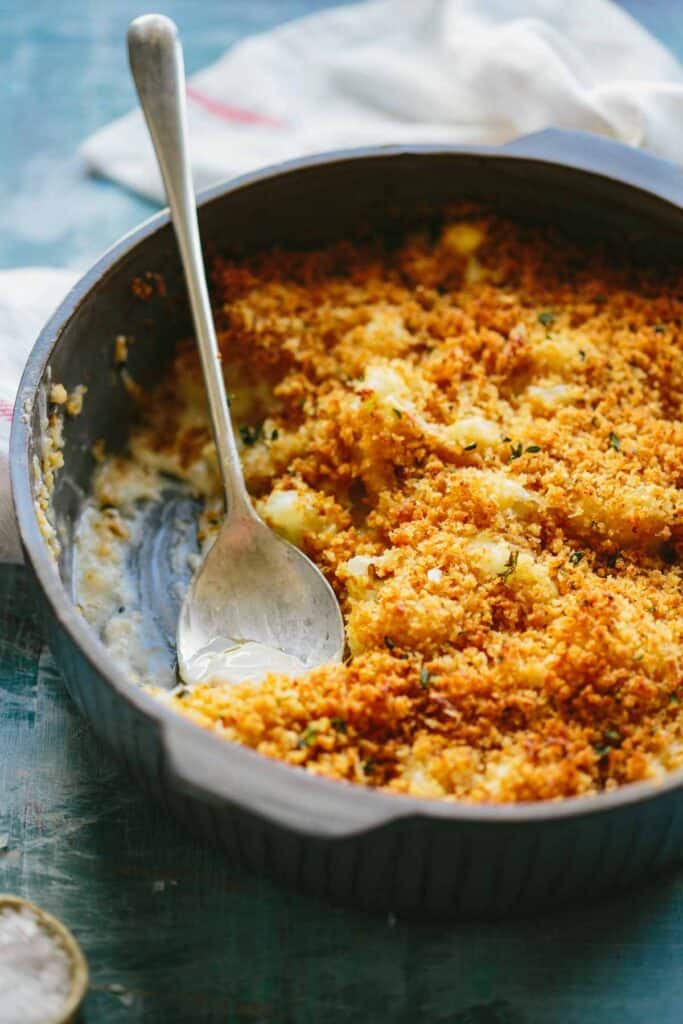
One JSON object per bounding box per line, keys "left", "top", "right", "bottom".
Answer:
{"left": 568, "top": 551, "right": 584, "bottom": 566}
{"left": 509, "top": 442, "right": 523, "bottom": 461}
{"left": 594, "top": 729, "right": 621, "bottom": 760}
{"left": 239, "top": 423, "right": 262, "bottom": 446}
{"left": 505, "top": 441, "right": 541, "bottom": 459}
{"left": 464, "top": 442, "right": 477, "bottom": 452}
{"left": 538, "top": 311, "right": 556, "bottom": 328}
{"left": 298, "top": 725, "right": 318, "bottom": 749}
{"left": 420, "top": 666, "right": 431, "bottom": 689}
{"left": 331, "top": 717, "right": 347, "bottom": 733}
{"left": 608, "top": 431, "right": 621, "bottom": 452}
{"left": 363, "top": 759, "right": 376, "bottom": 775}
{"left": 654, "top": 325, "right": 666, "bottom": 334}
{"left": 392, "top": 407, "right": 403, "bottom": 419}
{"left": 498, "top": 550, "right": 519, "bottom": 582}
{"left": 384, "top": 636, "right": 395, "bottom": 650}
{"left": 270, "top": 428, "right": 279, "bottom": 441}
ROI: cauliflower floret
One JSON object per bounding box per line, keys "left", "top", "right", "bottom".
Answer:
{"left": 259, "top": 490, "right": 305, "bottom": 545}
{"left": 360, "top": 363, "right": 413, "bottom": 408}
{"left": 442, "top": 222, "right": 485, "bottom": 255}
{"left": 534, "top": 333, "right": 584, "bottom": 373}
{"left": 466, "top": 536, "right": 511, "bottom": 577}
{"left": 571, "top": 482, "right": 678, "bottom": 547}
{"left": 468, "top": 469, "right": 539, "bottom": 519}
{"left": 259, "top": 486, "right": 335, "bottom": 546}
{"left": 447, "top": 415, "right": 501, "bottom": 451}
{"left": 526, "top": 383, "right": 579, "bottom": 411}
{"left": 465, "top": 536, "right": 556, "bottom": 600}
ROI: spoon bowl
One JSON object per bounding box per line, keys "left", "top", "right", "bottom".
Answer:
{"left": 177, "top": 512, "right": 344, "bottom": 683}
{"left": 128, "top": 14, "right": 345, "bottom": 684}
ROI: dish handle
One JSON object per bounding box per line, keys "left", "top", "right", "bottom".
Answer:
{"left": 161, "top": 712, "right": 409, "bottom": 839}
{"left": 501, "top": 128, "right": 683, "bottom": 208}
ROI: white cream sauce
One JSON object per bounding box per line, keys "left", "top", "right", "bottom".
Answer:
{"left": 181, "top": 639, "right": 307, "bottom": 687}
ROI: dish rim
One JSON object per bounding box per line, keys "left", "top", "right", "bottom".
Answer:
{"left": 11, "top": 136, "right": 683, "bottom": 836}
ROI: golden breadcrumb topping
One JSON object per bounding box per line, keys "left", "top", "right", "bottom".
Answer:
{"left": 36, "top": 383, "right": 88, "bottom": 559}
{"left": 92, "top": 207, "right": 682, "bottom": 803}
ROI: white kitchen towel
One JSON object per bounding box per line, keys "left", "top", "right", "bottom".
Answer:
{"left": 3, "top": 0, "right": 683, "bottom": 563}
{"left": 81, "top": 0, "right": 683, "bottom": 202}
{"left": 0, "top": 269, "right": 78, "bottom": 562}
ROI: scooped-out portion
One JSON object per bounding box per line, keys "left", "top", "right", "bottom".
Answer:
{"left": 73, "top": 205, "right": 683, "bottom": 803}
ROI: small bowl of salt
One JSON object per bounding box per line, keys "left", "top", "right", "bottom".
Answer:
{"left": 0, "top": 895, "right": 88, "bottom": 1024}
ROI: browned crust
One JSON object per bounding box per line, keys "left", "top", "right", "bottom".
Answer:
{"left": 117, "top": 207, "right": 683, "bottom": 802}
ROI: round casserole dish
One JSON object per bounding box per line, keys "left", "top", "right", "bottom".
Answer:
{"left": 10, "top": 129, "right": 683, "bottom": 918}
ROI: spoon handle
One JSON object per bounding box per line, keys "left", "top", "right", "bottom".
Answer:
{"left": 127, "top": 14, "right": 252, "bottom": 518}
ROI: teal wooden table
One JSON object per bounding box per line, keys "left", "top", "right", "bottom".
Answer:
{"left": 2, "top": 3, "right": 683, "bottom": 1021}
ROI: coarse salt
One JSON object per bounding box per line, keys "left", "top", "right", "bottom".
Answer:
{"left": 0, "top": 905, "right": 72, "bottom": 1024}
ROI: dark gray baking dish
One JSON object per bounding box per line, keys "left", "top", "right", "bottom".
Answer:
{"left": 11, "top": 129, "right": 683, "bottom": 918}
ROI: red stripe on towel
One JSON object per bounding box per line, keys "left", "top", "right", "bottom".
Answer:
{"left": 0, "top": 400, "right": 13, "bottom": 421}
{"left": 186, "top": 85, "right": 283, "bottom": 127}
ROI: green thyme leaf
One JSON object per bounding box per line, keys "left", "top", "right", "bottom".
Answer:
{"left": 298, "top": 726, "right": 318, "bottom": 749}
{"left": 464, "top": 442, "right": 477, "bottom": 452}
{"left": 498, "top": 550, "right": 519, "bottom": 582}
{"left": 363, "top": 759, "right": 376, "bottom": 775}
{"left": 538, "top": 311, "right": 556, "bottom": 328}
{"left": 420, "top": 666, "right": 431, "bottom": 689}
{"left": 609, "top": 431, "right": 621, "bottom": 452}
{"left": 509, "top": 442, "right": 523, "bottom": 461}
{"left": 526, "top": 444, "right": 542, "bottom": 453}
{"left": 270, "top": 428, "right": 279, "bottom": 441}
{"left": 331, "top": 717, "right": 347, "bottom": 733}
{"left": 568, "top": 551, "right": 584, "bottom": 566}
{"left": 392, "top": 407, "right": 403, "bottom": 419}
{"left": 239, "top": 423, "right": 262, "bottom": 446}
{"left": 384, "top": 636, "right": 395, "bottom": 650}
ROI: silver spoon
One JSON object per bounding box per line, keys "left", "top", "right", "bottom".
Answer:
{"left": 127, "top": 14, "right": 344, "bottom": 685}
